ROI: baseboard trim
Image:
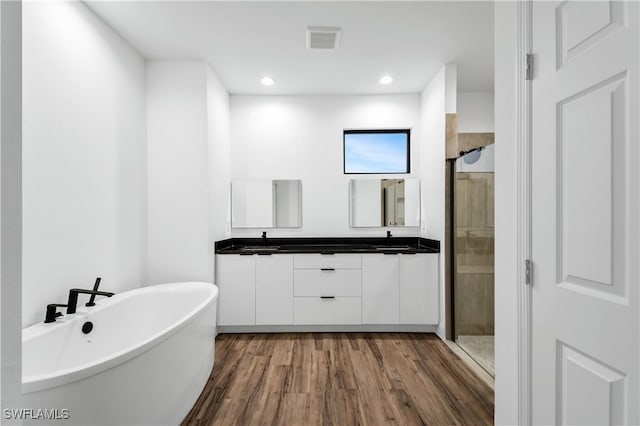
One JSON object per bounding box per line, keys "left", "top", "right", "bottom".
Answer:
{"left": 218, "top": 324, "right": 438, "bottom": 334}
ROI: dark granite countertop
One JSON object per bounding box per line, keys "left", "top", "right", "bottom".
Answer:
{"left": 215, "top": 237, "right": 440, "bottom": 255}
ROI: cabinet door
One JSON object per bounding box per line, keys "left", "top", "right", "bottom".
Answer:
{"left": 256, "top": 254, "right": 293, "bottom": 325}
{"left": 362, "top": 254, "right": 399, "bottom": 324}
{"left": 216, "top": 255, "right": 255, "bottom": 325}
{"left": 399, "top": 253, "right": 439, "bottom": 324}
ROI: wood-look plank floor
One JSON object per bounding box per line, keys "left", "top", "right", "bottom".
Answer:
{"left": 182, "top": 333, "right": 494, "bottom": 426}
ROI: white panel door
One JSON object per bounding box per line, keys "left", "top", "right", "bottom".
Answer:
{"left": 256, "top": 254, "right": 293, "bottom": 325}
{"left": 532, "top": 1, "right": 639, "bottom": 424}
{"left": 362, "top": 254, "right": 400, "bottom": 324}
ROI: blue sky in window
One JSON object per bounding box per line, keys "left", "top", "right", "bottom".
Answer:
{"left": 344, "top": 132, "right": 408, "bottom": 173}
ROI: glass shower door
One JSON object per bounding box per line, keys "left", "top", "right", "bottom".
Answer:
{"left": 453, "top": 145, "right": 495, "bottom": 376}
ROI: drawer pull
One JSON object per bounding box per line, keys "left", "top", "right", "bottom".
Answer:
{"left": 320, "top": 268, "right": 335, "bottom": 271}
{"left": 320, "top": 296, "right": 336, "bottom": 299}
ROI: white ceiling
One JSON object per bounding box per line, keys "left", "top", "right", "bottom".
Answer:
{"left": 86, "top": 1, "right": 494, "bottom": 95}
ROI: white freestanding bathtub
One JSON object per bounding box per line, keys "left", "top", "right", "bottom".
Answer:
{"left": 21, "top": 282, "right": 218, "bottom": 426}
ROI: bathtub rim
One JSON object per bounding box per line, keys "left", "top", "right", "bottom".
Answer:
{"left": 22, "top": 281, "right": 218, "bottom": 394}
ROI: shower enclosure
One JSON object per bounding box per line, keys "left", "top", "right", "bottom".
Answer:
{"left": 451, "top": 144, "right": 495, "bottom": 376}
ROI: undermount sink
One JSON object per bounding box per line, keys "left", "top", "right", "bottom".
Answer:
{"left": 278, "top": 244, "right": 371, "bottom": 251}
{"left": 375, "top": 245, "right": 412, "bottom": 251}
{"left": 240, "top": 245, "right": 280, "bottom": 251}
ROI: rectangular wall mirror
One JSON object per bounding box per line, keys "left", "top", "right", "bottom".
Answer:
{"left": 349, "top": 178, "right": 420, "bottom": 227}
{"left": 231, "top": 179, "right": 302, "bottom": 228}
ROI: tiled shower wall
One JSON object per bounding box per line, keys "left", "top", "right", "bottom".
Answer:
{"left": 454, "top": 172, "right": 495, "bottom": 335}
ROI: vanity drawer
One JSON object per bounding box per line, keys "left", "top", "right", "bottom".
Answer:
{"left": 294, "top": 269, "right": 361, "bottom": 296}
{"left": 294, "top": 253, "right": 361, "bottom": 270}
{"left": 294, "top": 297, "right": 362, "bottom": 324}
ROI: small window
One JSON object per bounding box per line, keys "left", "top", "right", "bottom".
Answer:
{"left": 343, "top": 129, "right": 410, "bottom": 174}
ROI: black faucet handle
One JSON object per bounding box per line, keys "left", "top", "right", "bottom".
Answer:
{"left": 387, "top": 230, "right": 392, "bottom": 239}
{"left": 44, "top": 304, "right": 67, "bottom": 323}
{"left": 86, "top": 277, "right": 102, "bottom": 307}
{"left": 91, "top": 277, "right": 102, "bottom": 291}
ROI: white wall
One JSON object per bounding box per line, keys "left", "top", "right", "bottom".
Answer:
{"left": 147, "top": 62, "right": 230, "bottom": 285}
{"left": 457, "top": 91, "right": 495, "bottom": 173}
{"left": 230, "top": 95, "right": 421, "bottom": 237}
{"left": 147, "top": 62, "right": 208, "bottom": 284}
{"left": 445, "top": 64, "right": 458, "bottom": 114}
{"left": 206, "top": 66, "right": 232, "bottom": 260}
{"left": 1, "top": 0, "right": 22, "bottom": 415}
{"left": 494, "top": 2, "right": 519, "bottom": 424}
{"left": 22, "top": 1, "right": 146, "bottom": 327}
{"left": 419, "top": 64, "right": 456, "bottom": 339}
{"left": 457, "top": 92, "right": 495, "bottom": 133}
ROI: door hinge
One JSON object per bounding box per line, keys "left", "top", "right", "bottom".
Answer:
{"left": 526, "top": 54, "right": 534, "bottom": 80}
{"left": 525, "top": 259, "right": 533, "bottom": 285}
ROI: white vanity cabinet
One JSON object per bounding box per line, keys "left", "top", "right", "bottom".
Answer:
{"left": 293, "top": 254, "right": 362, "bottom": 325}
{"left": 256, "top": 254, "right": 294, "bottom": 325}
{"left": 361, "top": 253, "right": 439, "bottom": 325}
{"left": 215, "top": 249, "right": 438, "bottom": 329}
{"left": 216, "top": 254, "right": 256, "bottom": 326}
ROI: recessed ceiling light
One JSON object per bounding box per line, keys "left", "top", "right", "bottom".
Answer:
{"left": 379, "top": 75, "right": 393, "bottom": 85}
{"left": 261, "top": 76, "right": 275, "bottom": 86}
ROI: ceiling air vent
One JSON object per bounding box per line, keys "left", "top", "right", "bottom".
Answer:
{"left": 306, "top": 26, "right": 341, "bottom": 50}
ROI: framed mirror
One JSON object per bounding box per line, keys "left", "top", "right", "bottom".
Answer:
{"left": 349, "top": 178, "right": 420, "bottom": 227}
{"left": 231, "top": 179, "right": 302, "bottom": 228}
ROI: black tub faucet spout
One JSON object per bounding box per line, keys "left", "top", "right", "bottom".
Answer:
{"left": 66, "top": 288, "right": 114, "bottom": 314}
{"left": 262, "top": 231, "right": 267, "bottom": 245}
